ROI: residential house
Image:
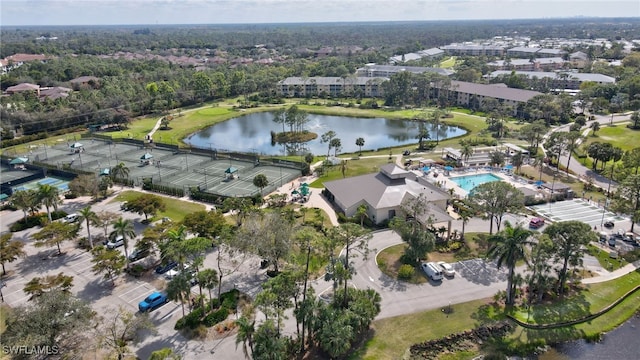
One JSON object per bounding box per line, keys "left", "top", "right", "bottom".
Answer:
{"left": 39, "top": 86, "right": 72, "bottom": 101}
{"left": 6, "top": 83, "right": 40, "bottom": 97}
{"left": 69, "top": 76, "right": 99, "bottom": 89}
{"left": 569, "top": 51, "right": 589, "bottom": 68}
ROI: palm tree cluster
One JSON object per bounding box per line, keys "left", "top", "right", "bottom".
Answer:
{"left": 487, "top": 220, "right": 596, "bottom": 306}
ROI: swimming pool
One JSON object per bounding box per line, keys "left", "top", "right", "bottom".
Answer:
{"left": 450, "top": 173, "right": 502, "bottom": 192}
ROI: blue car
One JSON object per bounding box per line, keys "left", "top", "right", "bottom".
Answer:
{"left": 138, "top": 292, "right": 168, "bottom": 312}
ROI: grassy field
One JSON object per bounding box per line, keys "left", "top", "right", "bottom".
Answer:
{"left": 110, "top": 190, "right": 206, "bottom": 222}
{"left": 309, "top": 156, "right": 397, "bottom": 188}
{"left": 517, "top": 164, "right": 608, "bottom": 204}
{"left": 586, "top": 244, "right": 628, "bottom": 271}
{"left": 582, "top": 122, "right": 640, "bottom": 151}
{"left": 358, "top": 269, "right": 640, "bottom": 359}
{"left": 439, "top": 56, "right": 457, "bottom": 69}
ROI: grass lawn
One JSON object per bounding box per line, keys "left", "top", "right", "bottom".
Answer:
{"left": 586, "top": 244, "right": 628, "bottom": 271}
{"left": 439, "top": 56, "right": 457, "bottom": 69}
{"left": 357, "top": 298, "right": 499, "bottom": 360}
{"left": 309, "top": 156, "right": 396, "bottom": 188}
{"left": 517, "top": 165, "right": 608, "bottom": 204}
{"left": 107, "top": 116, "right": 160, "bottom": 140}
{"left": 110, "top": 190, "right": 206, "bottom": 222}
{"left": 583, "top": 122, "right": 640, "bottom": 152}
{"left": 358, "top": 269, "right": 640, "bottom": 359}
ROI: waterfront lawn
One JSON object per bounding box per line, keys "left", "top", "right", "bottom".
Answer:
{"left": 309, "top": 156, "right": 395, "bottom": 188}
{"left": 357, "top": 298, "right": 499, "bottom": 360}
{"left": 110, "top": 190, "right": 206, "bottom": 222}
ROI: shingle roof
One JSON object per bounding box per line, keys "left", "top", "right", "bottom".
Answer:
{"left": 445, "top": 80, "right": 542, "bottom": 102}
{"left": 6, "top": 83, "right": 40, "bottom": 92}
{"left": 324, "top": 164, "right": 450, "bottom": 210}
{"left": 70, "top": 76, "right": 99, "bottom": 84}
{"left": 489, "top": 70, "right": 615, "bottom": 83}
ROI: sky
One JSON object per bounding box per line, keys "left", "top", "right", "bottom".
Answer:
{"left": 2, "top": 0, "right": 639, "bottom": 26}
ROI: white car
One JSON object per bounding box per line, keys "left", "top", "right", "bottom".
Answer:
{"left": 437, "top": 261, "right": 456, "bottom": 277}
{"left": 164, "top": 264, "right": 190, "bottom": 280}
{"left": 62, "top": 213, "right": 79, "bottom": 223}
{"left": 106, "top": 235, "right": 124, "bottom": 249}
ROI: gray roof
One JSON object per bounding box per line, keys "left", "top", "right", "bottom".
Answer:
{"left": 570, "top": 51, "right": 588, "bottom": 60}
{"left": 359, "top": 64, "right": 454, "bottom": 76}
{"left": 516, "top": 187, "right": 538, "bottom": 197}
{"left": 324, "top": 164, "right": 450, "bottom": 210}
{"left": 420, "top": 48, "right": 445, "bottom": 56}
{"left": 441, "top": 45, "right": 504, "bottom": 51}
{"left": 489, "top": 70, "right": 615, "bottom": 83}
{"left": 508, "top": 46, "right": 541, "bottom": 54}
{"left": 279, "top": 77, "right": 388, "bottom": 86}
{"left": 444, "top": 80, "right": 542, "bottom": 103}
{"left": 535, "top": 57, "right": 566, "bottom": 65}
{"left": 541, "top": 182, "right": 572, "bottom": 191}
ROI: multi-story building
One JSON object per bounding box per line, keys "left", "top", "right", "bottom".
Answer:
{"left": 356, "top": 64, "right": 453, "bottom": 77}
{"left": 440, "top": 44, "right": 505, "bottom": 57}
{"left": 277, "top": 77, "right": 387, "bottom": 98}
{"left": 488, "top": 71, "right": 616, "bottom": 90}
{"left": 487, "top": 57, "right": 566, "bottom": 71}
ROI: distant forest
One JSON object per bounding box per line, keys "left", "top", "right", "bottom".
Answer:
{"left": 1, "top": 18, "right": 640, "bottom": 138}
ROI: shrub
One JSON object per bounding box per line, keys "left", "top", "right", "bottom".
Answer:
{"left": 203, "top": 308, "right": 229, "bottom": 327}
{"left": 175, "top": 307, "right": 204, "bottom": 330}
{"left": 9, "top": 213, "right": 51, "bottom": 232}
{"left": 398, "top": 264, "right": 415, "bottom": 280}
{"left": 192, "top": 324, "right": 209, "bottom": 339}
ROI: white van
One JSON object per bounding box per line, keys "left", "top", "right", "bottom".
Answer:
{"left": 421, "top": 262, "right": 444, "bottom": 281}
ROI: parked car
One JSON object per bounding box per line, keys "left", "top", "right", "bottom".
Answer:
{"left": 603, "top": 221, "right": 615, "bottom": 229}
{"left": 106, "top": 235, "right": 124, "bottom": 249}
{"left": 155, "top": 261, "right": 178, "bottom": 274}
{"left": 623, "top": 232, "right": 636, "bottom": 243}
{"left": 598, "top": 232, "right": 609, "bottom": 243}
{"left": 128, "top": 247, "right": 150, "bottom": 262}
{"left": 165, "top": 264, "right": 189, "bottom": 280}
{"left": 421, "top": 262, "right": 443, "bottom": 281}
{"left": 138, "top": 292, "right": 168, "bottom": 312}
{"left": 528, "top": 217, "right": 545, "bottom": 229}
{"left": 62, "top": 213, "right": 79, "bottom": 223}
{"left": 437, "top": 261, "right": 456, "bottom": 277}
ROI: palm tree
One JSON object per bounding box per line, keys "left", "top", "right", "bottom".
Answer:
{"left": 163, "top": 225, "right": 188, "bottom": 268}
{"left": 111, "top": 162, "right": 130, "bottom": 182}
{"left": 486, "top": 222, "right": 532, "bottom": 305}
{"left": 197, "top": 268, "right": 218, "bottom": 301}
{"left": 110, "top": 217, "right": 136, "bottom": 268}
{"left": 431, "top": 110, "right": 443, "bottom": 144}
{"left": 235, "top": 316, "right": 255, "bottom": 359}
{"left": 355, "top": 137, "right": 365, "bottom": 155}
{"left": 78, "top": 206, "right": 99, "bottom": 249}
{"left": 460, "top": 144, "right": 473, "bottom": 165}
{"left": 166, "top": 275, "right": 191, "bottom": 317}
{"left": 36, "top": 183, "right": 61, "bottom": 223}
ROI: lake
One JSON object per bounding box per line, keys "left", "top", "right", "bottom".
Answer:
{"left": 537, "top": 314, "right": 640, "bottom": 360}
{"left": 184, "top": 112, "right": 466, "bottom": 155}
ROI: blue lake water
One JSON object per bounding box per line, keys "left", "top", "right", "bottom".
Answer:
{"left": 184, "top": 112, "right": 466, "bottom": 155}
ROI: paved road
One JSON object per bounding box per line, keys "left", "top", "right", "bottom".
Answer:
{"left": 544, "top": 112, "right": 633, "bottom": 192}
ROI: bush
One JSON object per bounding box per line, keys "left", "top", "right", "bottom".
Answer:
{"left": 175, "top": 307, "right": 204, "bottom": 330}
{"left": 202, "top": 308, "right": 229, "bottom": 327}
{"left": 398, "top": 264, "right": 415, "bottom": 280}
{"left": 220, "top": 289, "right": 239, "bottom": 310}
{"left": 10, "top": 213, "right": 49, "bottom": 232}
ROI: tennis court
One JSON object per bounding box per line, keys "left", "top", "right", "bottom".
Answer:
{"left": 11, "top": 138, "right": 302, "bottom": 198}
{"left": 530, "top": 198, "right": 627, "bottom": 228}
{"left": 0, "top": 164, "right": 40, "bottom": 183}
{"left": 12, "top": 176, "right": 71, "bottom": 192}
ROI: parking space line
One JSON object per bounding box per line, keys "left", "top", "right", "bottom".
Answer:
{"left": 119, "top": 283, "right": 148, "bottom": 298}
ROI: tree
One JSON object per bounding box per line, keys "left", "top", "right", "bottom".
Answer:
{"left": 149, "top": 348, "right": 182, "bottom": 360}
{"left": 431, "top": 109, "right": 444, "bottom": 144}
{"left": 197, "top": 268, "right": 218, "bottom": 301}
{"left": 0, "top": 233, "right": 25, "bottom": 275}
{"left": 122, "top": 194, "right": 166, "bottom": 221}
{"left": 160, "top": 117, "right": 170, "bottom": 129}
{"left": 191, "top": 71, "right": 214, "bottom": 102}
{"left": 237, "top": 210, "right": 295, "bottom": 274}
{"left": 613, "top": 174, "right": 640, "bottom": 232}
{"left": 511, "top": 151, "right": 524, "bottom": 174}
{"left": 487, "top": 222, "right": 532, "bottom": 305}
{"left": 11, "top": 189, "right": 38, "bottom": 222}
{"left": 91, "top": 246, "right": 127, "bottom": 286}
{"left": 389, "top": 193, "right": 436, "bottom": 264}
{"left": 622, "top": 147, "right": 640, "bottom": 175}
{"left": 111, "top": 162, "right": 130, "bottom": 182}
{"left": 489, "top": 151, "right": 506, "bottom": 167}
{"left": 97, "top": 210, "right": 119, "bottom": 238}
{"left": 23, "top": 272, "right": 74, "bottom": 299}
{"left": 590, "top": 121, "right": 601, "bottom": 135}
{"left": 631, "top": 111, "right": 640, "bottom": 129}
{"left": 37, "top": 183, "right": 61, "bottom": 223}
{"left": 355, "top": 137, "right": 365, "bottom": 155}
{"left": 235, "top": 316, "right": 256, "bottom": 359}
{"left": 415, "top": 120, "right": 431, "bottom": 150}
{"left": 253, "top": 174, "right": 269, "bottom": 195}
{"left": 99, "top": 306, "right": 156, "bottom": 360}
{"left": 330, "top": 138, "right": 342, "bottom": 156}
{"left": 78, "top": 206, "right": 99, "bottom": 249}
{"left": 564, "top": 131, "right": 582, "bottom": 174}
{"left": 469, "top": 182, "right": 524, "bottom": 234}
{"left": 460, "top": 144, "right": 473, "bottom": 164}
{"left": 110, "top": 217, "right": 136, "bottom": 268}
{"left": 99, "top": 175, "right": 114, "bottom": 197}
{"left": 252, "top": 319, "right": 288, "bottom": 360}
{"left": 326, "top": 223, "right": 371, "bottom": 308}
{"left": 320, "top": 130, "right": 336, "bottom": 157}
{"left": 33, "top": 221, "right": 79, "bottom": 255}
{"left": 526, "top": 234, "right": 555, "bottom": 303}
{"left": 3, "top": 290, "right": 96, "bottom": 359}
{"left": 166, "top": 273, "right": 191, "bottom": 317}
{"left": 544, "top": 221, "right": 595, "bottom": 296}
{"left": 544, "top": 131, "right": 568, "bottom": 170}
{"left": 182, "top": 210, "right": 228, "bottom": 239}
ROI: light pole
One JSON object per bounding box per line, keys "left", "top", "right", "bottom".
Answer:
{"left": 601, "top": 198, "right": 610, "bottom": 228}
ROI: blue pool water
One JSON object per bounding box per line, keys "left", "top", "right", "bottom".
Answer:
{"left": 451, "top": 173, "right": 502, "bottom": 192}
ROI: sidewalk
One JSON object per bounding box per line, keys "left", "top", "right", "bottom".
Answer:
{"left": 582, "top": 259, "right": 640, "bottom": 284}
